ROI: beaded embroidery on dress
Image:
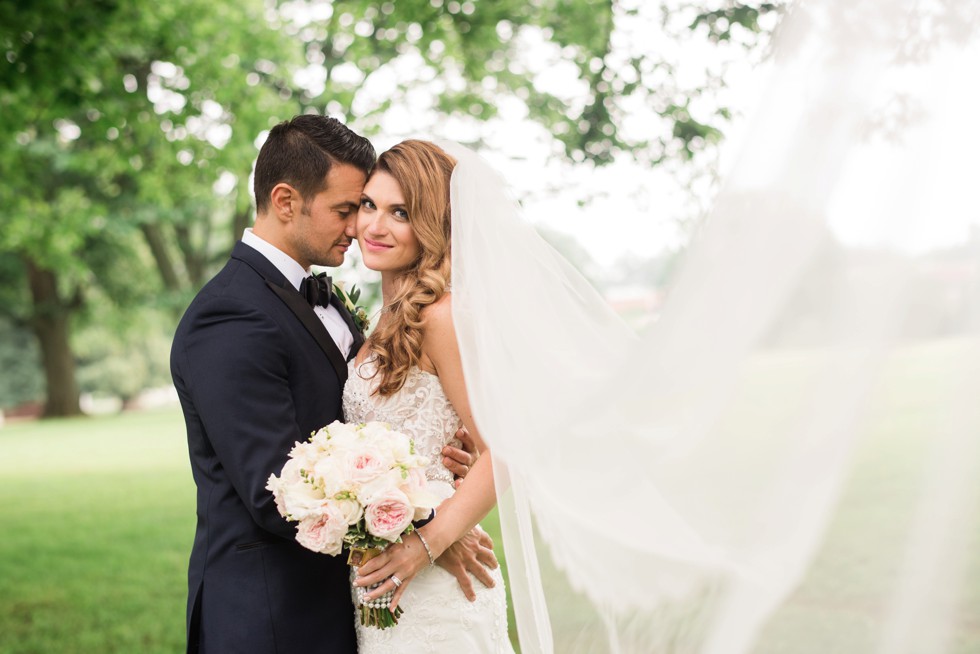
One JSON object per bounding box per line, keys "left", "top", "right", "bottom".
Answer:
{"left": 343, "top": 356, "right": 514, "bottom": 654}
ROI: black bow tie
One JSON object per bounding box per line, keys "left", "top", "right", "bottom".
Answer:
{"left": 299, "top": 272, "right": 333, "bottom": 308}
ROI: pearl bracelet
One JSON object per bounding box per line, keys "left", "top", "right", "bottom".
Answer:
{"left": 415, "top": 530, "right": 436, "bottom": 566}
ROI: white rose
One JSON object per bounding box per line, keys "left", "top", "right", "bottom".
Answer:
{"left": 287, "top": 441, "right": 319, "bottom": 470}
{"left": 295, "top": 503, "right": 347, "bottom": 555}
{"left": 364, "top": 489, "right": 414, "bottom": 542}
{"left": 265, "top": 459, "right": 300, "bottom": 518}
{"left": 402, "top": 467, "right": 440, "bottom": 520}
{"left": 267, "top": 457, "right": 322, "bottom": 520}
{"left": 358, "top": 421, "right": 393, "bottom": 443}
{"left": 324, "top": 422, "right": 360, "bottom": 452}
{"left": 381, "top": 432, "right": 414, "bottom": 465}
{"left": 334, "top": 497, "right": 364, "bottom": 526}
{"left": 280, "top": 478, "right": 327, "bottom": 521}
{"left": 312, "top": 456, "right": 351, "bottom": 498}
{"left": 357, "top": 469, "right": 405, "bottom": 505}
{"left": 308, "top": 428, "right": 331, "bottom": 452}
{"left": 266, "top": 474, "right": 289, "bottom": 518}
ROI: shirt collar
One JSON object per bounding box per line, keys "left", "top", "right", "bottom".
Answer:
{"left": 242, "top": 228, "right": 309, "bottom": 291}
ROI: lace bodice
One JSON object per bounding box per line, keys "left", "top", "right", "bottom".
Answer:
{"left": 343, "top": 356, "right": 513, "bottom": 654}
{"left": 343, "top": 357, "right": 462, "bottom": 492}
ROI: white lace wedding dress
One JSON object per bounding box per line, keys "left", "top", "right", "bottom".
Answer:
{"left": 343, "top": 356, "right": 514, "bottom": 654}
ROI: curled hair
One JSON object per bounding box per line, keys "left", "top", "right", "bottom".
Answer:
{"left": 253, "top": 114, "right": 375, "bottom": 213}
{"left": 368, "top": 140, "right": 456, "bottom": 396}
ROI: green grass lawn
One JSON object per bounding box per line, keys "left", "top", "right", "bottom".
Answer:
{"left": 0, "top": 408, "right": 516, "bottom": 653}
{"left": 0, "top": 409, "right": 193, "bottom": 654}
{"left": 751, "top": 339, "right": 980, "bottom": 654}
{"left": 1, "top": 339, "right": 978, "bottom": 653}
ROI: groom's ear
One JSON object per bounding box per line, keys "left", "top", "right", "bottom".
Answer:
{"left": 268, "top": 183, "right": 299, "bottom": 223}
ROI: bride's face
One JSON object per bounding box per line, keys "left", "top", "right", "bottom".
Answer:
{"left": 356, "top": 171, "right": 421, "bottom": 274}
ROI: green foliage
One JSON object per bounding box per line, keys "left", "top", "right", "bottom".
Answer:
{"left": 75, "top": 312, "right": 174, "bottom": 405}
{"left": 665, "top": 101, "right": 725, "bottom": 160}
{"left": 0, "top": 318, "right": 44, "bottom": 410}
{"left": 1, "top": 0, "right": 301, "bottom": 284}
{"left": 1, "top": 0, "right": 304, "bottom": 414}
{"left": 1, "top": 0, "right": 786, "bottom": 414}
{"left": 535, "top": 224, "right": 601, "bottom": 285}
{"left": 688, "top": 2, "right": 783, "bottom": 43}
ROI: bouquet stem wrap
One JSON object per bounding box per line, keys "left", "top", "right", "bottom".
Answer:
{"left": 349, "top": 546, "right": 403, "bottom": 629}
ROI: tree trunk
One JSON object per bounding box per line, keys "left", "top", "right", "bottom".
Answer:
{"left": 141, "top": 223, "right": 182, "bottom": 291}
{"left": 23, "top": 257, "right": 82, "bottom": 417}
{"left": 174, "top": 223, "right": 206, "bottom": 288}
{"left": 233, "top": 206, "right": 251, "bottom": 247}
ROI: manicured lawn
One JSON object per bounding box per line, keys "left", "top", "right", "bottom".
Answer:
{"left": 0, "top": 410, "right": 194, "bottom": 654}
{"left": 2, "top": 339, "right": 977, "bottom": 653}
{"left": 753, "top": 338, "right": 980, "bottom": 654}
{"left": 0, "top": 408, "right": 515, "bottom": 653}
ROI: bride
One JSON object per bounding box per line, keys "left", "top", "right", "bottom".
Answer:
{"left": 346, "top": 1, "right": 980, "bottom": 651}
{"left": 344, "top": 140, "right": 514, "bottom": 653}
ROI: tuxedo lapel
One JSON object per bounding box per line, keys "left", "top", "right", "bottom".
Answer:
{"left": 329, "top": 293, "right": 366, "bottom": 361}
{"left": 231, "top": 241, "right": 350, "bottom": 382}
{"left": 266, "top": 281, "right": 349, "bottom": 384}
{"left": 231, "top": 241, "right": 288, "bottom": 286}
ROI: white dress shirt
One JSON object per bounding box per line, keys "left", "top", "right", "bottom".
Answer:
{"left": 241, "top": 229, "right": 354, "bottom": 359}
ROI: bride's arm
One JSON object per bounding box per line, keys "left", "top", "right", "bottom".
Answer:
{"left": 354, "top": 295, "right": 499, "bottom": 606}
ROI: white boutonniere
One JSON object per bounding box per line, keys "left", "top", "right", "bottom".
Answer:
{"left": 333, "top": 281, "right": 371, "bottom": 333}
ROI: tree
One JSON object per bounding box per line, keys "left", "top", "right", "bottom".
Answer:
{"left": 1, "top": 0, "right": 785, "bottom": 416}
{"left": 0, "top": 317, "right": 44, "bottom": 412}
{"left": 0, "top": 0, "right": 298, "bottom": 415}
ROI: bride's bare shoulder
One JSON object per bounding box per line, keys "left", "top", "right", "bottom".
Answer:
{"left": 420, "top": 292, "right": 458, "bottom": 365}
{"left": 420, "top": 291, "right": 454, "bottom": 330}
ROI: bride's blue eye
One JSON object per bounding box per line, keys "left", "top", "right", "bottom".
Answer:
{"left": 360, "top": 198, "right": 375, "bottom": 210}
{"left": 394, "top": 208, "right": 409, "bottom": 220}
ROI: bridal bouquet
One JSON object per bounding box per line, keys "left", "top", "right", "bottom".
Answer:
{"left": 266, "top": 420, "right": 439, "bottom": 628}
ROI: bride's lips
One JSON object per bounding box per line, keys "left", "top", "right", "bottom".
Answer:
{"left": 363, "top": 238, "right": 393, "bottom": 252}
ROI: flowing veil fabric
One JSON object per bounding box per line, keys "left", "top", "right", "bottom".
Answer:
{"left": 446, "top": 0, "right": 980, "bottom": 652}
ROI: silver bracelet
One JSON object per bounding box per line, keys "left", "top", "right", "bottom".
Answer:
{"left": 415, "top": 530, "right": 436, "bottom": 566}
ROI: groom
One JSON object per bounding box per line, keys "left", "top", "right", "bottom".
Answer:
{"left": 171, "top": 115, "right": 491, "bottom": 654}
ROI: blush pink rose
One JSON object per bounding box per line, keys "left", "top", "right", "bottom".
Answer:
{"left": 364, "top": 489, "right": 414, "bottom": 542}
{"left": 295, "top": 505, "right": 346, "bottom": 555}
{"left": 347, "top": 448, "right": 389, "bottom": 484}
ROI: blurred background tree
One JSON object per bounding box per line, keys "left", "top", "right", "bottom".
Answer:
{"left": 0, "top": 0, "right": 784, "bottom": 416}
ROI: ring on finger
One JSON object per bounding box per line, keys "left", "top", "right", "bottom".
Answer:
{"left": 391, "top": 574, "right": 402, "bottom": 588}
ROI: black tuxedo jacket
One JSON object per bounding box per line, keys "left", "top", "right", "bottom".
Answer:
{"left": 171, "top": 242, "right": 365, "bottom": 654}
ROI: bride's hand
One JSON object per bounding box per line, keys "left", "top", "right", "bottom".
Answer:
{"left": 354, "top": 531, "right": 431, "bottom": 610}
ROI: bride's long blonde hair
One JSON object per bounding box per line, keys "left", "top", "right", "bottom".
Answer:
{"left": 367, "top": 140, "right": 456, "bottom": 396}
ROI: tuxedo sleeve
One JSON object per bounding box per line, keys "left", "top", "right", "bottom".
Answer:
{"left": 174, "top": 294, "right": 303, "bottom": 540}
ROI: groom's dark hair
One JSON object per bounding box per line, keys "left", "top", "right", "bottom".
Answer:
{"left": 253, "top": 114, "right": 376, "bottom": 213}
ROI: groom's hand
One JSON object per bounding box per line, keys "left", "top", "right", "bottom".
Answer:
{"left": 442, "top": 426, "right": 479, "bottom": 484}
{"left": 437, "top": 526, "right": 498, "bottom": 601}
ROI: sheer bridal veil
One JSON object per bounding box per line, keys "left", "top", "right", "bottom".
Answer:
{"left": 446, "top": 0, "right": 980, "bottom": 652}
